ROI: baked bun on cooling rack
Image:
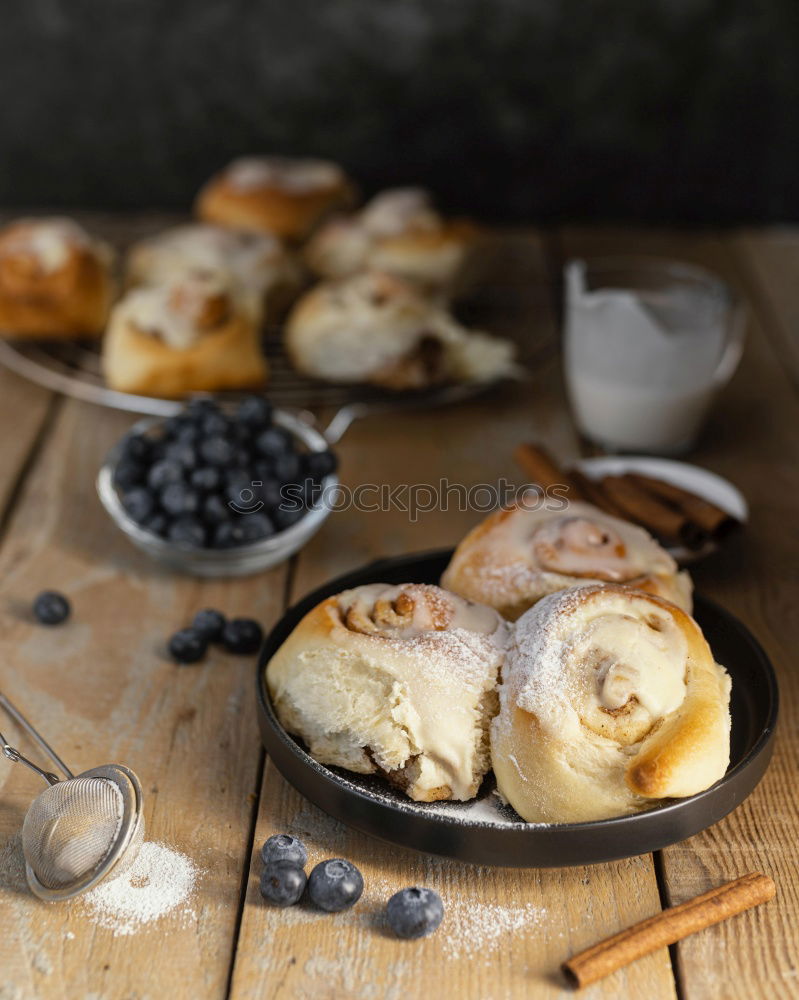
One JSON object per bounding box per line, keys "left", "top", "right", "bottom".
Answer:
{"left": 304, "top": 187, "right": 477, "bottom": 291}
{"left": 441, "top": 500, "right": 692, "bottom": 620}
{"left": 0, "top": 217, "right": 115, "bottom": 338}
{"left": 195, "top": 156, "right": 356, "bottom": 241}
{"left": 101, "top": 270, "right": 267, "bottom": 397}
{"left": 284, "top": 270, "right": 515, "bottom": 390}
{"left": 125, "top": 223, "right": 301, "bottom": 324}
{"left": 266, "top": 583, "right": 509, "bottom": 802}
{"left": 491, "top": 583, "right": 731, "bottom": 823}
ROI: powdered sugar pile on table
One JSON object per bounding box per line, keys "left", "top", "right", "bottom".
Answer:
{"left": 443, "top": 901, "right": 548, "bottom": 960}
{"left": 80, "top": 841, "right": 200, "bottom": 936}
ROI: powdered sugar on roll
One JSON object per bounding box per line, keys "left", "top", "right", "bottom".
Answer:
{"left": 491, "top": 583, "right": 731, "bottom": 823}
{"left": 442, "top": 500, "right": 693, "bottom": 620}
{"left": 266, "top": 583, "right": 509, "bottom": 803}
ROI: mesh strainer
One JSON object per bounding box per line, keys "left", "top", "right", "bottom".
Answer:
{"left": 0, "top": 693, "right": 144, "bottom": 901}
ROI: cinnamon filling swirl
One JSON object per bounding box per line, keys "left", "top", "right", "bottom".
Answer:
{"left": 342, "top": 584, "right": 455, "bottom": 637}
{"left": 532, "top": 516, "right": 632, "bottom": 581}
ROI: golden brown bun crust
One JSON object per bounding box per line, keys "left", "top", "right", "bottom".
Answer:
{"left": 195, "top": 160, "right": 356, "bottom": 241}
{"left": 102, "top": 309, "right": 267, "bottom": 397}
{"left": 266, "top": 582, "right": 509, "bottom": 803}
{"left": 441, "top": 500, "right": 692, "bottom": 620}
{"left": 0, "top": 220, "right": 114, "bottom": 338}
{"left": 491, "top": 583, "right": 731, "bottom": 823}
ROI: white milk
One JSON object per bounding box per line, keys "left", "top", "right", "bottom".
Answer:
{"left": 564, "top": 261, "right": 740, "bottom": 453}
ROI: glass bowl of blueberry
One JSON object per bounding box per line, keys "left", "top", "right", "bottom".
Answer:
{"left": 97, "top": 396, "right": 338, "bottom": 577}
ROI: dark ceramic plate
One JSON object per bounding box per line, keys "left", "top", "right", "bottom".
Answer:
{"left": 255, "top": 550, "right": 779, "bottom": 867}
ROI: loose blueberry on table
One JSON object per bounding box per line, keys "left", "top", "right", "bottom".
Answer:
{"left": 113, "top": 396, "right": 337, "bottom": 549}
{"left": 307, "top": 859, "right": 364, "bottom": 912}
{"left": 260, "top": 862, "right": 308, "bottom": 907}
{"left": 222, "top": 618, "right": 264, "bottom": 655}
{"left": 261, "top": 834, "right": 308, "bottom": 868}
{"left": 32, "top": 591, "right": 71, "bottom": 626}
{"left": 386, "top": 887, "right": 445, "bottom": 939}
{"left": 168, "top": 628, "right": 208, "bottom": 664}
{"left": 192, "top": 608, "right": 227, "bottom": 642}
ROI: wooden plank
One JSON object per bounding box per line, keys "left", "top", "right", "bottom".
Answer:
{"left": 0, "top": 367, "right": 53, "bottom": 520}
{"left": 733, "top": 228, "right": 799, "bottom": 389}
{"left": 0, "top": 397, "right": 289, "bottom": 1000}
{"left": 556, "top": 227, "right": 799, "bottom": 1000}
{"left": 229, "top": 233, "right": 677, "bottom": 1000}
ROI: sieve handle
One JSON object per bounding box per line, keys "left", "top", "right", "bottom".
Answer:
{"left": 0, "top": 694, "right": 74, "bottom": 780}
{"left": 0, "top": 734, "right": 60, "bottom": 786}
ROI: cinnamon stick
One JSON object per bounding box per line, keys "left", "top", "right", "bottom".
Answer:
{"left": 599, "top": 474, "right": 708, "bottom": 550}
{"left": 626, "top": 473, "right": 740, "bottom": 540}
{"left": 513, "top": 443, "right": 587, "bottom": 504}
{"left": 568, "top": 468, "right": 629, "bottom": 519}
{"left": 562, "top": 872, "right": 776, "bottom": 990}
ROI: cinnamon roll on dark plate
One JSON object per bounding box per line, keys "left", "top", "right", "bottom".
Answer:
{"left": 442, "top": 500, "right": 692, "bottom": 620}
{"left": 266, "top": 582, "right": 509, "bottom": 802}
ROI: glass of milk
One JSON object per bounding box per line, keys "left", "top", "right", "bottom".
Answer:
{"left": 563, "top": 258, "right": 745, "bottom": 454}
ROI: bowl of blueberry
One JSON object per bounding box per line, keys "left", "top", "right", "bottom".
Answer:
{"left": 97, "top": 396, "right": 338, "bottom": 577}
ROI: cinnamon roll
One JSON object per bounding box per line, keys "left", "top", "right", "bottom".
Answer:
{"left": 441, "top": 500, "right": 692, "bottom": 620}
{"left": 125, "top": 224, "right": 301, "bottom": 324}
{"left": 0, "top": 217, "right": 115, "bottom": 338}
{"left": 266, "top": 583, "right": 509, "bottom": 802}
{"left": 285, "top": 270, "right": 515, "bottom": 389}
{"left": 304, "top": 187, "right": 477, "bottom": 290}
{"left": 492, "top": 584, "right": 732, "bottom": 823}
{"left": 101, "top": 270, "right": 267, "bottom": 396}
{"left": 195, "top": 155, "right": 356, "bottom": 241}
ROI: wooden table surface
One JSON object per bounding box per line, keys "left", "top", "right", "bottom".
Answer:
{"left": 0, "top": 221, "right": 797, "bottom": 1000}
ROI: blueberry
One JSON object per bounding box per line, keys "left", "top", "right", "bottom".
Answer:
{"left": 122, "top": 486, "right": 156, "bottom": 523}
{"left": 148, "top": 459, "right": 184, "bottom": 491}
{"left": 190, "top": 466, "right": 222, "bottom": 492}
{"left": 202, "top": 494, "right": 231, "bottom": 525}
{"left": 237, "top": 396, "right": 274, "bottom": 428}
{"left": 33, "top": 591, "right": 71, "bottom": 626}
{"left": 163, "top": 442, "right": 198, "bottom": 470}
{"left": 254, "top": 427, "right": 291, "bottom": 460}
{"left": 222, "top": 618, "right": 263, "bottom": 654}
{"left": 160, "top": 483, "right": 200, "bottom": 517}
{"left": 114, "top": 460, "right": 145, "bottom": 491}
{"left": 121, "top": 433, "right": 153, "bottom": 463}
{"left": 200, "top": 435, "right": 236, "bottom": 467}
{"left": 202, "top": 412, "right": 230, "bottom": 437}
{"left": 226, "top": 480, "right": 259, "bottom": 510}
{"left": 386, "top": 887, "right": 444, "bottom": 939}
{"left": 237, "top": 512, "right": 275, "bottom": 542}
{"left": 174, "top": 423, "right": 200, "bottom": 447}
{"left": 307, "top": 859, "right": 364, "bottom": 912}
{"left": 260, "top": 862, "right": 307, "bottom": 907}
{"left": 256, "top": 479, "right": 284, "bottom": 510}
{"left": 185, "top": 397, "right": 220, "bottom": 421}
{"left": 260, "top": 834, "right": 308, "bottom": 868}
{"left": 304, "top": 450, "right": 338, "bottom": 482}
{"left": 192, "top": 608, "right": 226, "bottom": 642}
{"left": 168, "top": 627, "right": 207, "bottom": 664}
{"left": 142, "top": 512, "right": 169, "bottom": 536}
{"left": 224, "top": 466, "right": 252, "bottom": 488}
{"left": 211, "top": 521, "right": 243, "bottom": 548}
{"left": 162, "top": 413, "right": 184, "bottom": 434}
{"left": 167, "top": 517, "right": 207, "bottom": 547}
{"left": 273, "top": 452, "right": 301, "bottom": 483}
{"left": 277, "top": 481, "right": 304, "bottom": 509}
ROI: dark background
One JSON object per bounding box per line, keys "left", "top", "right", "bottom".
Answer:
{"left": 3, "top": 0, "right": 798, "bottom": 224}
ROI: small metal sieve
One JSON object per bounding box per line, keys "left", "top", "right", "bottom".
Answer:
{"left": 0, "top": 693, "right": 144, "bottom": 901}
